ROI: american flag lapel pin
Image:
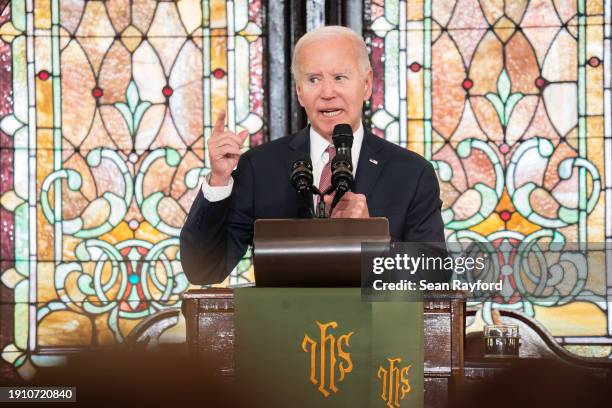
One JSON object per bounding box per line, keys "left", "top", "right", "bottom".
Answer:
{"left": 369, "top": 158, "right": 378, "bottom": 165}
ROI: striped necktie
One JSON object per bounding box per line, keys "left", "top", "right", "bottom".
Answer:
{"left": 317, "top": 145, "right": 336, "bottom": 216}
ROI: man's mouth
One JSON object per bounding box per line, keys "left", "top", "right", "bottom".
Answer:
{"left": 320, "top": 109, "right": 342, "bottom": 117}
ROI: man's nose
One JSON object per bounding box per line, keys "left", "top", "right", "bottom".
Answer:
{"left": 320, "top": 79, "right": 337, "bottom": 99}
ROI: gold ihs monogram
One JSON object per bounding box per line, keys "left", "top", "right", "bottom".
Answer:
{"left": 301, "top": 321, "right": 354, "bottom": 397}
{"left": 378, "top": 357, "right": 411, "bottom": 407}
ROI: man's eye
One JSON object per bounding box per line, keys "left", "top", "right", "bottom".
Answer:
{"left": 335, "top": 75, "right": 346, "bottom": 81}
{"left": 309, "top": 77, "right": 319, "bottom": 83}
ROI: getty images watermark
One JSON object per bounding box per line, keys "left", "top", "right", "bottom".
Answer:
{"left": 369, "top": 251, "right": 497, "bottom": 292}
{"left": 360, "top": 241, "right": 612, "bottom": 303}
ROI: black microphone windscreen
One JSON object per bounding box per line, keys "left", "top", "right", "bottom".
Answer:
{"left": 290, "top": 152, "right": 313, "bottom": 194}
{"left": 333, "top": 123, "right": 353, "bottom": 136}
{"left": 332, "top": 124, "right": 353, "bottom": 149}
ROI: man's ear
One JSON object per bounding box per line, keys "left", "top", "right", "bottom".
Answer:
{"left": 363, "top": 69, "right": 373, "bottom": 101}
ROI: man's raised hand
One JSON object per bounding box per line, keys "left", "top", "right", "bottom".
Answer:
{"left": 207, "top": 111, "right": 249, "bottom": 186}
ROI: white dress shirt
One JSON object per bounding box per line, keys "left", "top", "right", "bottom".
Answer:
{"left": 201, "top": 123, "right": 364, "bottom": 203}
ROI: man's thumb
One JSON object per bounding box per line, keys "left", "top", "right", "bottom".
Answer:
{"left": 238, "top": 130, "right": 249, "bottom": 143}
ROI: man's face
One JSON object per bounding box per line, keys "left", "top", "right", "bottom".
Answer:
{"left": 295, "top": 36, "right": 373, "bottom": 140}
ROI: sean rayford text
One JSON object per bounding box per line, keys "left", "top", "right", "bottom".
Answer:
{"left": 371, "top": 279, "right": 503, "bottom": 292}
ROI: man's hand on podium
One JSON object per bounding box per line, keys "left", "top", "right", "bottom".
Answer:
{"left": 325, "top": 192, "right": 370, "bottom": 218}
{"left": 208, "top": 110, "right": 249, "bottom": 186}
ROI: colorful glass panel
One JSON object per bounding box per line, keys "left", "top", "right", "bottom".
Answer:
{"left": 368, "top": 0, "right": 611, "bottom": 352}
{"left": 0, "top": 0, "right": 263, "bottom": 378}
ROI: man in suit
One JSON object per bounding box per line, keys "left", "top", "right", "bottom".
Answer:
{"left": 180, "top": 26, "right": 445, "bottom": 285}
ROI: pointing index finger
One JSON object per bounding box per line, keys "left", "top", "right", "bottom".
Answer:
{"left": 213, "top": 111, "right": 226, "bottom": 136}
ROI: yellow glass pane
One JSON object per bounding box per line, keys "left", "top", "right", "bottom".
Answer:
{"left": 407, "top": 0, "right": 424, "bottom": 20}
{"left": 534, "top": 302, "right": 607, "bottom": 336}
{"left": 38, "top": 310, "right": 93, "bottom": 346}
{"left": 407, "top": 121, "right": 424, "bottom": 154}
{"left": 586, "top": 0, "right": 604, "bottom": 14}
{"left": 210, "top": 0, "right": 228, "bottom": 29}
{"left": 35, "top": 78, "right": 53, "bottom": 129}
{"left": 119, "top": 317, "right": 143, "bottom": 340}
{"left": 37, "top": 205, "right": 54, "bottom": 261}
{"left": 135, "top": 221, "right": 170, "bottom": 244}
{"left": 408, "top": 69, "right": 424, "bottom": 119}
{"left": 586, "top": 67, "right": 604, "bottom": 116}
{"left": 37, "top": 263, "right": 59, "bottom": 303}
{"left": 34, "top": 0, "right": 51, "bottom": 29}
{"left": 95, "top": 314, "right": 117, "bottom": 345}
{"left": 470, "top": 213, "right": 505, "bottom": 236}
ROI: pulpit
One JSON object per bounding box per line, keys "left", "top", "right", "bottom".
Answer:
{"left": 182, "top": 218, "right": 465, "bottom": 406}
{"left": 178, "top": 218, "right": 612, "bottom": 405}
{"left": 182, "top": 288, "right": 465, "bottom": 407}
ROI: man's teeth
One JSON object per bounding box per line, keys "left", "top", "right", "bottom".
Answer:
{"left": 322, "top": 110, "right": 341, "bottom": 117}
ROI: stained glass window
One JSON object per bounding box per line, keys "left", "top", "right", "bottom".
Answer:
{"left": 0, "top": 0, "right": 264, "bottom": 378}
{"left": 2, "top": 0, "right": 611, "bottom": 379}
{"left": 368, "top": 0, "right": 611, "bottom": 354}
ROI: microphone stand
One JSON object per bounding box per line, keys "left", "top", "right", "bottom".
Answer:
{"left": 307, "top": 186, "right": 327, "bottom": 218}
{"left": 317, "top": 193, "right": 326, "bottom": 218}
{"left": 295, "top": 183, "right": 332, "bottom": 219}
{"left": 316, "top": 186, "right": 336, "bottom": 218}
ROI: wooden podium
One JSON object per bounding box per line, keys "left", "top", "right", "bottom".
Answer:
{"left": 182, "top": 218, "right": 464, "bottom": 406}
{"left": 182, "top": 288, "right": 465, "bottom": 407}
{"left": 177, "top": 217, "right": 612, "bottom": 406}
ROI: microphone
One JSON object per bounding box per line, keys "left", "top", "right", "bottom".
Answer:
{"left": 330, "top": 124, "right": 354, "bottom": 210}
{"left": 331, "top": 153, "right": 353, "bottom": 195}
{"left": 290, "top": 152, "right": 314, "bottom": 194}
{"left": 332, "top": 123, "right": 353, "bottom": 159}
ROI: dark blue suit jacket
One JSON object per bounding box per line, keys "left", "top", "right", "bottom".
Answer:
{"left": 180, "top": 127, "right": 445, "bottom": 285}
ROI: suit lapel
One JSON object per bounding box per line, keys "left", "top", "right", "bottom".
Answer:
{"left": 287, "top": 127, "right": 313, "bottom": 218}
{"left": 288, "top": 126, "right": 310, "bottom": 152}
{"left": 353, "top": 131, "right": 385, "bottom": 197}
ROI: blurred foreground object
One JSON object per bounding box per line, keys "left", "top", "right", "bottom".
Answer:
{"left": 0, "top": 349, "right": 244, "bottom": 407}
{"left": 454, "top": 359, "right": 612, "bottom": 408}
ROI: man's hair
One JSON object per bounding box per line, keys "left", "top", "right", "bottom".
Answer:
{"left": 291, "top": 25, "right": 371, "bottom": 78}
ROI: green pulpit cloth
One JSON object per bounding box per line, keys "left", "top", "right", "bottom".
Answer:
{"left": 235, "top": 288, "right": 423, "bottom": 407}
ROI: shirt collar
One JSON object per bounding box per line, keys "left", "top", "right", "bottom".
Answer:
{"left": 309, "top": 122, "right": 364, "bottom": 161}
